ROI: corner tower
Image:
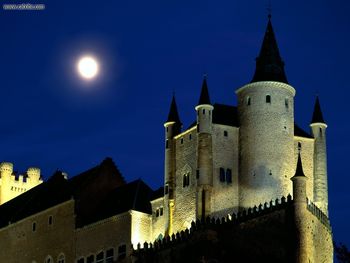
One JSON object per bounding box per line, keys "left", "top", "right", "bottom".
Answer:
{"left": 310, "top": 96, "right": 328, "bottom": 215}
{"left": 164, "top": 95, "right": 182, "bottom": 235}
{"left": 236, "top": 16, "right": 296, "bottom": 208}
{"left": 195, "top": 76, "right": 214, "bottom": 220}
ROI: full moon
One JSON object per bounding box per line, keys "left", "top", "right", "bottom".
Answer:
{"left": 77, "top": 56, "right": 99, "bottom": 79}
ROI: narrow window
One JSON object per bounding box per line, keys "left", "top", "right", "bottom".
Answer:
{"left": 77, "top": 258, "right": 85, "bottom": 263}
{"left": 226, "top": 169, "right": 232, "bottom": 183}
{"left": 319, "top": 128, "right": 322, "bottom": 136}
{"left": 285, "top": 98, "right": 289, "bottom": 108}
{"left": 189, "top": 134, "right": 192, "bottom": 140}
{"left": 298, "top": 142, "right": 302, "bottom": 152}
{"left": 160, "top": 207, "right": 163, "bottom": 216}
{"left": 165, "top": 140, "right": 169, "bottom": 149}
{"left": 180, "top": 138, "right": 183, "bottom": 144}
{"left": 45, "top": 256, "right": 53, "bottom": 263}
{"left": 196, "top": 170, "right": 200, "bottom": 179}
{"left": 266, "top": 95, "right": 271, "bottom": 103}
{"left": 87, "top": 255, "right": 94, "bottom": 263}
{"left": 209, "top": 110, "right": 211, "bottom": 116}
{"left": 197, "top": 124, "right": 200, "bottom": 132}
{"left": 96, "top": 252, "right": 104, "bottom": 263}
{"left": 32, "top": 222, "right": 36, "bottom": 232}
{"left": 118, "top": 244, "right": 127, "bottom": 260}
{"left": 247, "top": 96, "right": 251, "bottom": 106}
{"left": 164, "top": 184, "right": 169, "bottom": 195}
{"left": 58, "top": 254, "right": 65, "bottom": 263}
{"left": 219, "top": 168, "right": 225, "bottom": 182}
{"left": 224, "top": 131, "right": 228, "bottom": 137}
{"left": 106, "top": 249, "right": 114, "bottom": 263}
{"left": 48, "top": 216, "right": 53, "bottom": 225}
{"left": 183, "top": 173, "right": 190, "bottom": 187}
{"left": 166, "top": 127, "right": 168, "bottom": 132}
{"left": 202, "top": 109, "right": 205, "bottom": 114}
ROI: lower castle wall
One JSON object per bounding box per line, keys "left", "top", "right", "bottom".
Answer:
{"left": 0, "top": 200, "right": 75, "bottom": 263}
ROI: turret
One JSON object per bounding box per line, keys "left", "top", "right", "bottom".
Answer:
{"left": 164, "top": 94, "right": 182, "bottom": 235}
{"left": 291, "top": 153, "right": 310, "bottom": 263}
{"left": 236, "top": 16, "right": 296, "bottom": 209}
{"left": 27, "top": 167, "right": 42, "bottom": 183}
{"left": 310, "top": 96, "right": 328, "bottom": 215}
{"left": 195, "top": 76, "right": 214, "bottom": 220}
{"left": 0, "top": 162, "right": 14, "bottom": 182}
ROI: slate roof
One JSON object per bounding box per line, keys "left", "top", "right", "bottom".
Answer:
{"left": 198, "top": 77, "right": 211, "bottom": 105}
{"left": 0, "top": 158, "right": 156, "bottom": 229}
{"left": 166, "top": 95, "right": 182, "bottom": 124}
{"left": 251, "top": 16, "right": 288, "bottom": 84}
{"left": 311, "top": 96, "right": 325, "bottom": 124}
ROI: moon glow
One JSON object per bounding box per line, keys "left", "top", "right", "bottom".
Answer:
{"left": 77, "top": 56, "right": 99, "bottom": 79}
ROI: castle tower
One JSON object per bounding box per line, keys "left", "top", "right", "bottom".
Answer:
{"left": 310, "top": 96, "right": 328, "bottom": 215}
{"left": 195, "top": 76, "right": 214, "bottom": 220}
{"left": 236, "top": 16, "right": 296, "bottom": 208}
{"left": 291, "top": 153, "right": 310, "bottom": 263}
{"left": 164, "top": 95, "right": 182, "bottom": 235}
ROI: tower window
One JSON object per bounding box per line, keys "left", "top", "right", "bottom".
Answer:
{"left": 32, "top": 222, "right": 36, "bottom": 232}
{"left": 96, "top": 252, "right": 104, "bottom": 263}
{"left": 209, "top": 110, "right": 211, "bottom": 116}
{"left": 118, "top": 244, "right": 127, "bottom": 260}
{"left": 106, "top": 249, "right": 114, "bottom": 263}
{"left": 219, "top": 168, "right": 225, "bottom": 182}
{"left": 226, "top": 169, "right": 232, "bottom": 183}
{"left": 165, "top": 140, "right": 169, "bottom": 149}
{"left": 247, "top": 96, "right": 251, "bottom": 106}
{"left": 285, "top": 98, "right": 289, "bottom": 108}
{"left": 266, "top": 95, "right": 271, "bottom": 103}
{"left": 319, "top": 128, "right": 322, "bottom": 136}
{"left": 48, "top": 216, "right": 53, "bottom": 225}
{"left": 183, "top": 173, "right": 190, "bottom": 187}
{"left": 180, "top": 138, "right": 184, "bottom": 144}
{"left": 166, "top": 127, "right": 168, "bottom": 132}
{"left": 189, "top": 134, "right": 192, "bottom": 140}
{"left": 164, "top": 184, "right": 169, "bottom": 194}
{"left": 202, "top": 109, "right": 205, "bottom": 114}
{"left": 224, "top": 131, "right": 228, "bottom": 137}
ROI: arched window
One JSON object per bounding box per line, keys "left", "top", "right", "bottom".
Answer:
{"left": 96, "top": 252, "right": 104, "bottom": 263}
{"left": 183, "top": 173, "right": 190, "bottom": 187}
{"left": 57, "top": 254, "right": 65, "bottom": 263}
{"left": 45, "top": 256, "right": 53, "bottom": 263}
{"left": 266, "top": 95, "right": 271, "bottom": 103}
{"left": 86, "top": 255, "right": 94, "bottom": 263}
{"left": 105, "top": 248, "right": 114, "bottom": 263}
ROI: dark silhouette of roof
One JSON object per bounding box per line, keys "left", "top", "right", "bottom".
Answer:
{"left": 212, "top": 104, "right": 239, "bottom": 126}
{"left": 166, "top": 95, "right": 182, "bottom": 124}
{"left": 251, "top": 16, "right": 288, "bottom": 84}
{"left": 311, "top": 96, "right": 325, "bottom": 124}
{"left": 294, "top": 124, "right": 312, "bottom": 138}
{"left": 151, "top": 186, "right": 164, "bottom": 200}
{"left": 0, "top": 158, "right": 157, "bottom": 229}
{"left": 198, "top": 76, "right": 211, "bottom": 105}
{"left": 293, "top": 152, "right": 306, "bottom": 178}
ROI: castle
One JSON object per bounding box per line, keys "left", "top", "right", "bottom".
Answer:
{"left": 0, "top": 16, "right": 333, "bottom": 263}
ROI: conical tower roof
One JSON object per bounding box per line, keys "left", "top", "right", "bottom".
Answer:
{"left": 251, "top": 16, "right": 288, "bottom": 84}
{"left": 311, "top": 96, "right": 325, "bottom": 124}
{"left": 166, "top": 95, "right": 182, "bottom": 124}
{"left": 198, "top": 76, "right": 211, "bottom": 105}
{"left": 292, "top": 152, "right": 306, "bottom": 178}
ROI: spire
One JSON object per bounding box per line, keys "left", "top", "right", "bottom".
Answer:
{"left": 251, "top": 15, "right": 288, "bottom": 84}
{"left": 198, "top": 75, "right": 211, "bottom": 105}
{"left": 311, "top": 96, "right": 325, "bottom": 124}
{"left": 293, "top": 152, "right": 306, "bottom": 178}
{"left": 166, "top": 95, "right": 182, "bottom": 124}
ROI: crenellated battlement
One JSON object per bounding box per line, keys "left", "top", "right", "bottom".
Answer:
{"left": 306, "top": 198, "right": 331, "bottom": 231}
{"left": 133, "top": 195, "right": 294, "bottom": 251}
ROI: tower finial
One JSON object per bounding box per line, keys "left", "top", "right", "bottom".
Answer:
{"left": 267, "top": 0, "right": 272, "bottom": 19}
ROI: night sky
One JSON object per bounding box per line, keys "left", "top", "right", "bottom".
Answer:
{"left": 1, "top": 0, "right": 349, "bottom": 247}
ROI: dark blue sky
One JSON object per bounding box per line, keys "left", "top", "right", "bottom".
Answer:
{"left": 1, "top": 0, "right": 349, "bottom": 246}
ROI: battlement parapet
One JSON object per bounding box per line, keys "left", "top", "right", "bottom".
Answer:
{"left": 306, "top": 198, "right": 331, "bottom": 232}
{"left": 133, "top": 195, "right": 293, "bottom": 253}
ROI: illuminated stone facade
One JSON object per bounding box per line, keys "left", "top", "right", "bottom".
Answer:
{"left": 0, "top": 162, "right": 42, "bottom": 205}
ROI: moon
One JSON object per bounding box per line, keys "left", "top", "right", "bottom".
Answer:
{"left": 77, "top": 56, "right": 99, "bottom": 80}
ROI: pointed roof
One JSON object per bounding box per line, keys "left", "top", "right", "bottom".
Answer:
{"left": 311, "top": 96, "right": 325, "bottom": 124}
{"left": 251, "top": 16, "right": 288, "bottom": 84}
{"left": 166, "top": 95, "right": 181, "bottom": 124}
{"left": 198, "top": 76, "right": 211, "bottom": 105}
{"left": 292, "top": 153, "right": 306, "bottom": 178}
